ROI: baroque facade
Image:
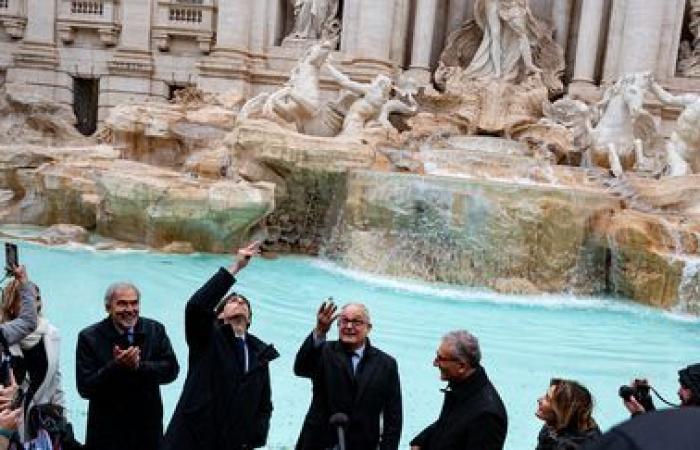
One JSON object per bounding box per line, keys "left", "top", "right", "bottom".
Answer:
{"left": 0, "top": 0, "right": 696, "bottom": 133}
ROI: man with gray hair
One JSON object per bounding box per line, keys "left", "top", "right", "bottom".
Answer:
{"left": 294, "top": 300, "right": 402, "bottom": 450}
{"left": 76, "top": 281, "right": 179, "bottom": 450}
{"left": 410, "top": 330, "right": 508, "bottom": 450}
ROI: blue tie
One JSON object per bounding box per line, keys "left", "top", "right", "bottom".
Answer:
{"left": 235, "top": 337, "right": 246, "bottom": 373}
{"left": 126, "top": 328, "right": 134, "bottom": 345}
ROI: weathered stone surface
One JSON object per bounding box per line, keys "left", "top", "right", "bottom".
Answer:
{"left": 0, "top": 85, "right": 90, "bottom": 146}
{"left": 325, "top": 170, "right": 619, "bottom": 294}
{"left": 0, "top": 145, "right": 275, "bottom": 252}
{"left": 38, "top": 224, "right": 90, "bottom": 245}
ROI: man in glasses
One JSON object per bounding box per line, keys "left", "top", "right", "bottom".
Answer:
{"left": 411, "top": 330, "right": 508, "bottom": 450}
{"left": 294, "top": 301, "right": 402, "bottom": 450}
{"left": 164, "top": 242, "right": 279, "bottom": 450}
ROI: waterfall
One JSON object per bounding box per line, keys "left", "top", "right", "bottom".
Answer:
{"left": 677, "top": 258, "right": 700, "bottom": 314}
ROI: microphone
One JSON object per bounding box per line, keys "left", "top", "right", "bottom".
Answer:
{"left": 329, "top": 412, "right": 349, "bottom": 450}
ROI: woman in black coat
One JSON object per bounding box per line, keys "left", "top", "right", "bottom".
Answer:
{"left": 164, "top": 244, "right": 278, "bottom": 450}
{"left": 535, "top": 378, "right": 601, "bottom": 450}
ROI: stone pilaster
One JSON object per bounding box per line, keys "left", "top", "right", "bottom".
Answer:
{"left": 569, "top": 0, "right": 605, "bottom": 100}
{"left": 407, "top": 0, "right": 439, "bottom": 83}
{"left": 197, "top": 0, "right": 253, "bottom": 95}
{"left": 7, "top": 0, "right": 64, "bottom": 102}
{"left": 602, "top": 0, "right": 666, "bottom": 82}
{"left": 350, "top": 0, "right": 396, "bottom": 70}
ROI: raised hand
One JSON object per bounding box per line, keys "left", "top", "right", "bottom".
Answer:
{"left": 315, "top": 299, "right": 338, "bottom": 337}
{"left": 0, "top": 406, "right": 20, "bottom": 433}
{"left": 9, "top": 265, "right": 27, "bottom": 283}
{"left": 0, "top": 371, "right": 17, "bottom": 410}
{"left": 228, "top": 241, "right": 261, "bottom": 275}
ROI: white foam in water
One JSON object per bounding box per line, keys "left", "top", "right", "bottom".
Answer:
{"left": 311, "top": 258, "right": 677, "bottom": 317}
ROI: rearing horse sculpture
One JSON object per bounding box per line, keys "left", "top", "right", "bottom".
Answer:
{"left": 586, "top": 72, "right": 658, "bottom": 177}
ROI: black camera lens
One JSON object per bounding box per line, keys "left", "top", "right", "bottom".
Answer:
{"left": 619, "top": 385, "right": 635, "bottom": 401}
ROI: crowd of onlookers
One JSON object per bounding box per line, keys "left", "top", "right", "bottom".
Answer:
{"left": 0, "top": 242, "right": 698, "bottom": 450}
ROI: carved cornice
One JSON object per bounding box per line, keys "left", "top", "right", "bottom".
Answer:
{"left": 12, "top": 41, "right": 59, "bottom": 69}
{"left": 108, "top": 48, "right": 154, "bottom": 76}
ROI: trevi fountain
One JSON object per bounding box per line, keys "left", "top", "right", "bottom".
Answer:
{"left": 0, "top": 0, "right": 700, "bottom": 448}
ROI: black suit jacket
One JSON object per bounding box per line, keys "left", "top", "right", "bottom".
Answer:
{"left": 76, "top": 317, "right": 179, "bottom": 450}
{"left": 294, "top": 333, "right": 402, "bottom": 450}
{"left": 164, "top": 268, "right": 278, "bottom": 450}
{"left": 410, "top": 366, "right": 508, "bottom": 450}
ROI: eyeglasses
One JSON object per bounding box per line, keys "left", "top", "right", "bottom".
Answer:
{"left": 338, "top": 317, "right": 368, "bottom": 328}
{"left": 434, "top": 352, "right": 461, "bottom": 364}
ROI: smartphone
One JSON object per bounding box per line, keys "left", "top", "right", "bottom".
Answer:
{"left": 4, "top": 243, "right": 18, "bottom": 273}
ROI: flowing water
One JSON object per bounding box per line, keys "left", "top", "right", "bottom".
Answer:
{"left": 14, "top": 242, "right": 700, "bottom": 449}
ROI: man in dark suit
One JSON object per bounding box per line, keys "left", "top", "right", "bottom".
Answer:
{"left": 76, "top": 282, "right": 179, "bottom": 450}
{"left": 164, "top": 242, "right": 279, "bottom": 450}
{"left": 410, "top": 330, "right": 508, "bottom": 450}
{"left": 294, "top": 300, "right": 402, "bottom": 450}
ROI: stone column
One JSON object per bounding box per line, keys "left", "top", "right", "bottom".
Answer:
{"left": 569, "top": 0, "right": 605, "bottom": 100}
{"left": 551, "top": 0, "right": 573, "bottom": 51}
{"left": 602, "top": 0, "right": 666, "bottom": 82}
{"left": 408, "top": 0, "right": 439, "bottom": 83}
{"left": 215, "top": 0, "right": 252, "bottom": 56}
{"left": 352, "top": 0, "right": 396, "bottom": 69}
{"left": 198, "top": 0, "right": 254, "bottom": 95}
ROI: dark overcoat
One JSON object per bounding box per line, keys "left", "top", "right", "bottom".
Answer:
{"left": 294, "top": 333, "right": 402, "bottom": 450}
{"left": 164, "top": 268, "right": 278, "bottom": 450}
{"left": 410, "top": 366, "right": 508, "bottom": 450}
{"left": 76, "top": 317, "right": 179, "bottom": 450}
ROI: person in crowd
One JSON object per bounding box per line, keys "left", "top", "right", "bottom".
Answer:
{"left": 0, "top": 265, "right": 38, "bottom": 348}
{"left": 534, "top": 378, "right": 601, "bottom": 450}
{"left": 410, "top": 330, "right": 507, "bottom": 450}
{"left": 0, "top": 372, "right": 22, "bottom": 450}
{"left": 294, "top": 300, "right": 402, "bottom": 450}
{"left": 623, "top": 362, "right": 700, "bottom": 416}
{"left": 164, "top": 242, "right": 279, "bottom": 450}
{"left": 2, "top": 282, "right": 65, "bottom": 441}
{"left": 76, "top": 281, "right": 179, "bottom": 450}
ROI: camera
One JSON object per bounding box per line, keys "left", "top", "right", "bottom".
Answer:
{"left": 619, "top": 379, "right": 656, "bottom": 411}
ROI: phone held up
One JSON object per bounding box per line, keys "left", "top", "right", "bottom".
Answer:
{"left": 4, "top": 242, "right": 17, "bottom": 275}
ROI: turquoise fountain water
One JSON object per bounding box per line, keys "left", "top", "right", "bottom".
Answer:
{"left": 14, "top": 241, "right": 700, "bottom": 449}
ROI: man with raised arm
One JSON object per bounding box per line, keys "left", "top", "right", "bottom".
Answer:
{"left": 164, "top": 242, "right": 279, "bottom": 450}
{"left": 294, "top": 300, "right": 402, "bottom": 450}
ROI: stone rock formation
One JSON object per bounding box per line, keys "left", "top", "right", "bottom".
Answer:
{"left": 0, "top": 85, "right": 90, "bottom": 146}
{"left": 0, "top": 145, "right": 275, "bottom": 251}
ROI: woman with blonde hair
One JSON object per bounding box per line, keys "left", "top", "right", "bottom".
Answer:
{"left": 535, "top": 378, "right": 601, "bottom": 450}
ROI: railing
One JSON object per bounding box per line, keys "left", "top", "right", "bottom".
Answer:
{"left": 0, "top": 0, "right": 24, "bottom": 16}
{"left": 154, "top": 0, "right": 216, "bottom": 53}
{"left": 57, "top": 0, "right": 119, "bottom": 46}
{"left": 0, "top": 1, "right": 8, "bottom": 9}
{"left": 70, "top": 1, "right": 104, "bottom": 15}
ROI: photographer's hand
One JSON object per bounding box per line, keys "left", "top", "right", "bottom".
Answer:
{"left": 0, "top": 407, "right": 20, "bottom": 432}
{"left": 9, "top": 265, "right": 27, "bottom": 283}
{"left": 624, "top": 396, "right": 645, "bottom": 415}
{"left": 228, "top": 241, "right": 261, "bottom": 275}
{"left": 0, "top": 372, "right": 17, "bottom": 410}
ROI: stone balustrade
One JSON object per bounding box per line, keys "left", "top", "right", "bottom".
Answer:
{"left": 153, "top": 0, "right": 216, "bottom": 54}
{"left": 57, "top": 0, "right": 120, "bottom": 46}
{"left": 0, "top": 0, "right": 26, "bottom": 39}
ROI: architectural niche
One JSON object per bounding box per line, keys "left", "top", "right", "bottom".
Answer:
{"left": 281, "top": 0, "right": 343, "bottom": 49}
{"left": 678, "top": 0, "right": 700, "bottom": 77}
{"left": 57, "top": 0, "right": 121, "bottom": 46}
{"left": 0, "top": 0, "right": 27, "bottom": 39}
{"left": 152, "top": 0, "right": 216, "bottom": 54}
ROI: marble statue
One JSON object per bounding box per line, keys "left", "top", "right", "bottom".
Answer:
{"left": 436, "top": 0, "right": 563, "bottom": 93}
{"left": 650, "top": 80, "right": 700, "bottom": 176}
{"left": 677, "top": 0, "right": 700, "bottom": 77}
{"left": 325, "top": 64, "right": 418, "bottom": 136}
{"left": 239, "top": 41, "right": 332, "bottom": 132}
{"left": 586, "top": 72, "right": 659, "bottom": 177}
{"left": 287, "top": 0, "right": 341, "bottom": 42}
